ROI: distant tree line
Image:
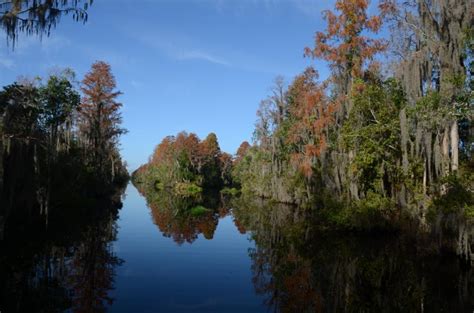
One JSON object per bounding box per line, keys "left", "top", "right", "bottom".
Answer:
{"left": 133, "top": 132, "right": 232, "bottom": 197}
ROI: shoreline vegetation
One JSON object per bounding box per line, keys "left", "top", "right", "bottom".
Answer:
{"left": 0, "top": 5, "right": 131, "bottom": 311}
{"left": 133, "top": 0, "right": 473, "bottom": 264}
{"left": 132, "top": 132, "right": 232, "bottom": 196}
{"left": 132, "top": 131, "right": 233, "bottom": 218}
{"left": 0, "top": 62, "right": 129, "bottom": 238}
{"left": 0, "top": 61, "right": 129, "bottom": 312}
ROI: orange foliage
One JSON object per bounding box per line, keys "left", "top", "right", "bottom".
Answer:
{"left": 235, "top": 141, "right": 251, "bottom": 163}
{"left": 287, "top": 68, "right": 338, "bottom": 177}
{"left": 280, "top": 255, "right": 322, "bottom": 313}
{"left": 149, "top": 201, "right": 218, "bottom": 245}
{"left": 219, "top": 152, "right": 233, "bottom": 169}
{"left": 151, "top": 135, "right": 175, "bottom": 165}
{"left": 150, "top": 131, "right": 219, "bottom": 171}
{"left": 79, "top": 61, "right": 123, "bottom": 158}
{"left": 200, "top": 133, "right": 220, "bottom": 158}
{"left": 233, "top": 217, "right": 247, "bottom": 234}
{"left": 305, "top": 0, "right": 387, "bottom": 79}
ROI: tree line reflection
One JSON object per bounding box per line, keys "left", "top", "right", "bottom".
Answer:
{"left": 0, "top": 190, "right": 125, "bottom": 313}
{"left": 136, "top": 185, "right": 231, "bottom": 245}
{"left": 232, "top": 196, "right": 474, "bottom": 313}
{"left": 135, "top": 186, "right": 474, "bottom": 313}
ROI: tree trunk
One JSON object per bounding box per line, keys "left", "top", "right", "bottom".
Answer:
{"left": 457, "top": 219, "right": 473, "bottom": 264}
{"left": 441, "top": 127, "right": 450, "bottom": 175}
{"left": 111, "top": 156, "right": 115, "bottom": 180}
{"left": 399, "top": 109, "right": 409, "bottom": 207}
{"left": 0, "top": 136, "right": 3, "bottom": 198}
{"left": 420, "top": 162, "right": 428, "bottom": 229}
{"left": 348, "top": 150, "right": 359, "bottom": 200}
{"left": 0, "top": 215, "right": 4, "bottom": 240}
{"left": 450, "top": 120, "right": 459, "bottom": 172}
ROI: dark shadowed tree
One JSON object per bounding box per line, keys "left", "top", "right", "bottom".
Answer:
{"left": 39, "top": 70, "right": 80, "bottom": 156}
{"left": 0, "top": 0, "right": 92, "bottom": 45}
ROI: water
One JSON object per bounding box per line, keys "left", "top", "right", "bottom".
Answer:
{"left": 110, "top": 185, "right": 262, "bottom": 313}
{"left": 1, "top": 183, "right": 473, "bottom": 312}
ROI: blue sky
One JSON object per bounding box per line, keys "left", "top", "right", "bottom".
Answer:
{"left": 0, "top": 0, "right": 337, "bottom": 170}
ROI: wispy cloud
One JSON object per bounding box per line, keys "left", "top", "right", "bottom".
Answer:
{"left": 292, "top": 0, "right": 332, "bottom": 17}
{"left": 205, "top": 0, "right": 332, "bottom": 17}
{"left": 1, "top": 33, "right": 71, "bottom": 55}
{"left": 137, "top": 32, "right": 231, "bottom": 67}
{"left": 176, "top": 50, "right": 230, "bottom": 66}
{"left": 134, "top": 31, "right": 294, "bottom": 75}
{"left": 0, "top": 55, "right": 14, "bottom": 69}
{"left": 0, "top": 35, "right": 15, "bottom": 69}
{"left": 0, "top": 33, "right": 72, "bottom": 72}
{"left": 130, "top": 79, "right": 142, "bottom": 88}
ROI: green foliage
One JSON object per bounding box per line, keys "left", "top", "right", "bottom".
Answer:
{"left": 322, "top": 191, "right": 396, "bottom": 231}
{"left": 190, "top": 205, "right": 210, "bottom": 217}
{"left": 0, "top": 83, "right": 41, "bottom": 137}
{"left": 233, "top": 66, "right": 473, "bottom": 235}
{"left": 0, "top": 67, "right": 129, "bottom": 224}
{"left": 232, "top": 144, "right": 307, "bottom": 204}
{"left": 409, "top": 91, "right": 450, "bottom": 130}
{"left": 428, "top": 174, "right": 474, "bottom": 221}
{"left": 133, "top": 181, "right": 228, "bottom": 244}
{"left": 155, "top": 181, "right": 165, "bottom": 191}
{"left": 174, "top": 182, "right": 202, "bottom": 198}
{"left": 135, "top": 132, "right": 229, "bottom": 197}
{"left": 39, "top": 73, "right": 80, "bottom": 132}
{"left": 220, "top": 187, "right": 241, "bottom": 196}
{"left": 342, "top": 78, "right": 404, "bottom": 194}
{"left": 352, "top": 192, "right": 397, "bottom": 229}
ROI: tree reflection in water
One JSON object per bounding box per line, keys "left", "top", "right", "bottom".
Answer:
{"left": 0, "top": 193, "right": 124, "bottom": 313}
{"left": 232, "top": 196, "right": 474, "bottom": 313}
{"left": 137, "top": 186, "right": 230, "bottom": 245}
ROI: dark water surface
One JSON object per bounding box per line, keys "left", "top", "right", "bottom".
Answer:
{"left": 1, "top": 183, "right": 473, "bottom": 312}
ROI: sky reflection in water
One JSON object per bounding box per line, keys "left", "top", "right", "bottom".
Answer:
{"left": 110, "top": 184, "right": 262, "bottom": 313}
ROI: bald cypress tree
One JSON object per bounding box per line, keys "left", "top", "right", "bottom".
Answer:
{"left": 79, "top": 61, "right": 126, "bottom": 182}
